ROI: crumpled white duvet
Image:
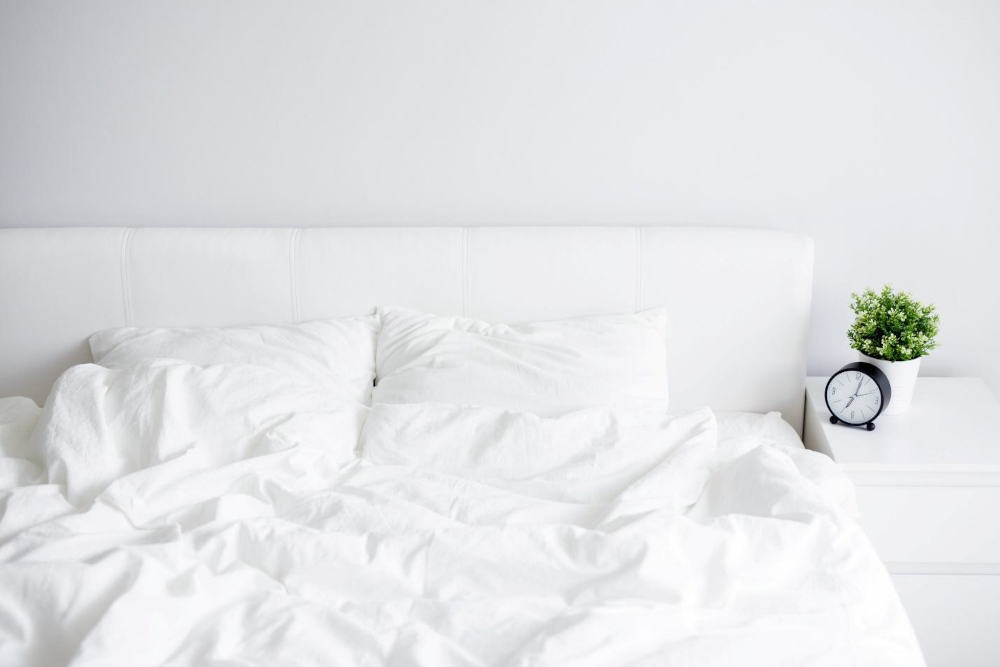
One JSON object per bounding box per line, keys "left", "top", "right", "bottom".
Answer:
{"left": 0, "top": 363, "right": 924, "bottom": 666}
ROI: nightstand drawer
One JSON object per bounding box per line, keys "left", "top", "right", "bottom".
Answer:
{"left": 892, "top": 573, "right": 1000, "bottom": 667}
{"left": 854, "top": 485, "right": 1000, "bottom": 565}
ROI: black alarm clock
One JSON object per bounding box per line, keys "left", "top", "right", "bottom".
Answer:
{"left": 824, "top": 362, "right": 892, "bottom": 431}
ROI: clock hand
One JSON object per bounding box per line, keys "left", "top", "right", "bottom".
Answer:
{"left": 855, "top": 378, "right": 863, "bottom": 395}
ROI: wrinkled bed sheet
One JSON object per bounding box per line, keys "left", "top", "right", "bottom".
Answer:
{"left": 0, "top": 362, "right": 923, "bottom": 666}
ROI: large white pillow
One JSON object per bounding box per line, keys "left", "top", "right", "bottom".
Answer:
{"left": 90, "top": 317, "right": 377, "bottom": 404}
{"left": 374, "top": 307, "right": 668, "bottom": 415}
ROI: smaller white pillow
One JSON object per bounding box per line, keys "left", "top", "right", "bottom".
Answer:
{"left": 374, "top": 307, "right": 668, "bottom": 415}
{"left": 89, "top": 317, "right": 378, "bottom": 404}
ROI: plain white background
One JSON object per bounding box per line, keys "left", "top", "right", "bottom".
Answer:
{"left": 1, "top": 1, "right": 997, "bottom": 391}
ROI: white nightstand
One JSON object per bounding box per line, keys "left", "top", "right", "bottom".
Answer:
{"left": 804, "top": 376, "right": 1000, "bottom": 667}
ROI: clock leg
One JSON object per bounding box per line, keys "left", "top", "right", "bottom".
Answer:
{"left": 829, "top": 416, "right": 839, "bottom": 425}
{"left": 866, "top": 422, "right": 876, "bottom": 431}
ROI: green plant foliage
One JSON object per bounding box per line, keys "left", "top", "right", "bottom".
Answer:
{"left": 847, "top": 285, "right": 939, "bottom": 362}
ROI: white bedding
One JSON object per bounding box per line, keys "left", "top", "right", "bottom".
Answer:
{"left": 89, "top": 316, "right": 379, "bottom": 404}
{"left": 0, "top": 364, "right": 923, "bottom": 666}
{"left": 374, "top": 307, "right": 670, "bottom": 415}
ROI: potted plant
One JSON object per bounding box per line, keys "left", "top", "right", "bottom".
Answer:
{"left": 847, "top": 285, "right": 940, "bottom": 414}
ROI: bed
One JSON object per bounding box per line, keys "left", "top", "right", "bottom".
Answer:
{"left": 0, "top": 226, "right": 924, "bottom": 665}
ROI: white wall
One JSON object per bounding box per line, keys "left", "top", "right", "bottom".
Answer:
{"left": 1, "top": 1, "right": 998, "bottom": 390}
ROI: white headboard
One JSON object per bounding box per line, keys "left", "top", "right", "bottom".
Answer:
{"left": 0, "top": 226, "right": 813, "bottom": 431}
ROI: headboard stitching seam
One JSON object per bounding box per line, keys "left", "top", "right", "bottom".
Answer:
{"left": 634, "top": 226, "right": 643, "bottom": 311}
{"left": 288, "top": 228, "right": 302, "bottom": 322}
{"left": 119, "top": 228, "right": 134, "bottom": 326}
{"left": 461, "top": 227, "right": 470, "bottom": 317}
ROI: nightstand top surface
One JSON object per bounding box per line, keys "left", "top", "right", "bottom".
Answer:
{"left": 805, "top": 376, "right": 1000, "bottom": 467}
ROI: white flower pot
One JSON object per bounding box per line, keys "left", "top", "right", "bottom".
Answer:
{"left": 859, "top": 352, "right": 921, "bottom": 415}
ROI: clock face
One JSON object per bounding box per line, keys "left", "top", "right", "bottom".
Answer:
{"left": 826, "top": 370, "right": 882, "bottom": 425}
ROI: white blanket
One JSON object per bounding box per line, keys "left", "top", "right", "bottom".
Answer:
{"left": 0, "top": 364, "right": 923, "bottom": 666}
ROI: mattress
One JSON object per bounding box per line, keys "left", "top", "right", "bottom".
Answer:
{"left": 0, "top": 387, "right": 923, "bottom": 666}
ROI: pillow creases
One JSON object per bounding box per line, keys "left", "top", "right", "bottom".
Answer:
{"left": 89, "top": 316, "right": 378, "bottom": 404}
{"left": 373, "top": 306, "right": 669, "bottom": 415}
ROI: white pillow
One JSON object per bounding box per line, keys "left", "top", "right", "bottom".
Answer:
{"left": 373, "top": 307, "right": 668, "bottom": 415}
{"left": 90, "top": 317, "right": 377, "bottom": 404}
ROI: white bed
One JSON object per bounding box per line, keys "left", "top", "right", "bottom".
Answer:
{"left": 0, "top": 227, "right": 811, "bottom": 428}
{"left": 0, "top": 227, "right": 924, "bottom": 665}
